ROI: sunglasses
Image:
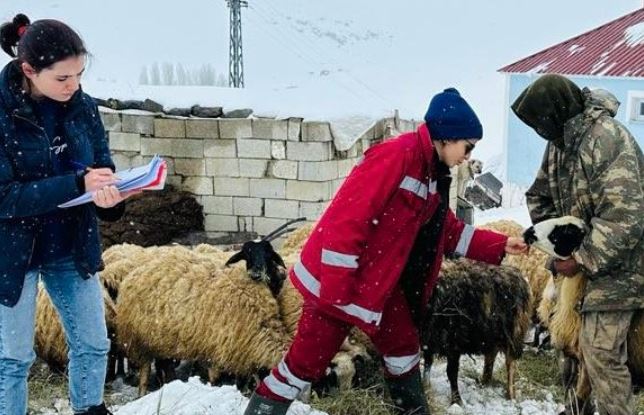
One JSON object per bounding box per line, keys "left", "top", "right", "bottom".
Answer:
{"left": 464, "top": 139, "right": 477, "bottom": 154}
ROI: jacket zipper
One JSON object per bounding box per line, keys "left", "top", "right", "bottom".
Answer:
{"left": 12, "top": 112, "right": 54, "bottom": 171}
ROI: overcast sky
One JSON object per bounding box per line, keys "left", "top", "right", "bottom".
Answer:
{"left": 1, "top": 1, "right": 641, "bottom": 162}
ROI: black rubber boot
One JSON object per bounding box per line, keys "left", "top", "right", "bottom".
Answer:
{"left": 386, "top": 368, "right": 430, "bottom": 415}
{"left": 243, "top": 392, "right": 292, "bottom": 415}
{"left": 74, "top": 403, "right": 112, "bottom": 415}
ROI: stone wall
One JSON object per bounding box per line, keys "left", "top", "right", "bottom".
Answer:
{"left": 100, "top": 108, "right": 427, "bottom": 237}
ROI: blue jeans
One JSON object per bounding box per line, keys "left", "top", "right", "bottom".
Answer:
{"left": 0, "top": 257, "right": 110, "bottom": 415}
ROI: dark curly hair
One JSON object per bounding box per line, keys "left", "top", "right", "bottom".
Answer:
{"left": 0, "top": 13, "right": 87, "bottom": 72}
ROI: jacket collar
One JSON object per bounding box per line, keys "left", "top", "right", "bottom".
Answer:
{"left": 417, "top": 123, "right": 441, "bottom": 179}
{"left": 0, "top": 60, "right": 86, "bottom": 124}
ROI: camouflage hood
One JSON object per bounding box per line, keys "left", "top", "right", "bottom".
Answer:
{"left": 511, "top": 74, "right": 584, "bottom": 146}
{"left": 581, "top": 87, "right": 620, "bottom": 120}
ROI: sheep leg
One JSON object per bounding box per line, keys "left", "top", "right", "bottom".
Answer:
{"left": 208, "top": 365, "right": 222, "bottom": 385}
{"left": 481, "top": 350, "right": 497, "bottom": 385}
{"left": 138, "top": 360, "right": 151, "bottom": 396}
{"left": 446, "top": 354, "right": 462, "bottom": 405}
{"left": 422, "top": 352, "right": 433, "bottom": 389}
{"left": 505, "top": 354, "right": 515, "bottom": 400}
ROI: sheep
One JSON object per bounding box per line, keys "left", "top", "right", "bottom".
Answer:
{"left": 421, "top": 258, "right": 532, "bottom": 404}
{"left": 481, "top": 219, "right": 553, "bottom": 347}
{"left": 279, "top": 222, "right": 315, "bottom": 259}
{"left": 116, "top": 255, "right": 291, "bottom": 396}
{"left": 523, "top": 216, "right": 644, "bottom": 410}
{"left": 34, "top": 283, "right": 117, "bottom": 376}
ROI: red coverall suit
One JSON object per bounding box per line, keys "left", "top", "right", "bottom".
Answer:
{"left": 256, "top": 124, "right": 508, "bottom": 402}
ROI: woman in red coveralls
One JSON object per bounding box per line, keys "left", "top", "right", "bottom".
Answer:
{"left": 244, "top": 88, "right": 528, "bottom": 415}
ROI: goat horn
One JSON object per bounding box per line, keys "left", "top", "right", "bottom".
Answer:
{"left": 261, "top": 217, "right": 307, "bottom": 241}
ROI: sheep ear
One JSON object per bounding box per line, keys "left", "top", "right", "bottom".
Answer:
{"left": 271, "top": 250, "right": 286, "bottom": 268}
{"left": 225, "top": 251, "right": 245, "bottom": 266}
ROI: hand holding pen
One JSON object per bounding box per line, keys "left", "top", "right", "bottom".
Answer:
{"left": 71, "top": 160, "right": 139, "bottom": 208}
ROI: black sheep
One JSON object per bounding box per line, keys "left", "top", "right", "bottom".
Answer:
{"left": 421, "top": 258, "right": 532, "bottom": 404}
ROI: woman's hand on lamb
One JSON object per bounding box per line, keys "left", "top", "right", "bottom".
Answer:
{"left": 504, "top": 237, "right": 528, "bottom": 255}
{"left": 553, "top": 257, "right": 579, "bottom": 276}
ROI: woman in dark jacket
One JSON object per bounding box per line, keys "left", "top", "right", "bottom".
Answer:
{"left": 0, "top": 14, "right": 137, "bottom": 415}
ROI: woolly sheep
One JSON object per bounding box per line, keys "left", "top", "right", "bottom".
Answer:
{"left": 481, "top": 219, "right": 553, "bottom": 346}
{"left": 422, "top": 258, "right": 531, "bottom": 404}
{"left": 116, "top": 256, "right": 291, "bottom": 396}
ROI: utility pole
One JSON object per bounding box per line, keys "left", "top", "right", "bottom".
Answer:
{"left": 226, "top": 0, "right": 247, "bottom": 88}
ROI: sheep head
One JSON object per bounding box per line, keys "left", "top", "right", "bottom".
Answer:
{"left": 523, "top": 216, "right": 587, "bottom": 259}
{"left": 225, "top": 217, "right": 307, "bottom": 296}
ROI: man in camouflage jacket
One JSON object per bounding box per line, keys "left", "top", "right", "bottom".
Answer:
{"left": 512, "top": 74, "right": 643, "bottom": 415}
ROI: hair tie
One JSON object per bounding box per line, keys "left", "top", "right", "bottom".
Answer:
{"left": 17, "top": 25, "right": 28, "bottom": 37}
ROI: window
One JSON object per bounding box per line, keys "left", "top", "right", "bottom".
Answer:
{"left": 629, "top": 93, "right": 644, "bottom": 122}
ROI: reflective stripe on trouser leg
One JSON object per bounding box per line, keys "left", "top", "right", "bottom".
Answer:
{"left": 369, "top": 288, "right": 421, "bottom": 377}
{"left": 256, "top": 300, "right": 351, "bottom": 401}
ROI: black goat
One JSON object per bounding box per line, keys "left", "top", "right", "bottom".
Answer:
{"left": 225, "top": 217, "right": 306, "bottom": 296}
{"left": 422, "top": 258, "right": 532, "bottom": 405}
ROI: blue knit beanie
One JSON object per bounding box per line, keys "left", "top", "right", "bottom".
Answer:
{"left": 424, "top": 87, "right": 483, "bottom": 140}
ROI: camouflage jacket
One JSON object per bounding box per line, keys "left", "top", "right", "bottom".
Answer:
{"left": 526, "top": 88, "right": 644, "bottom": 311}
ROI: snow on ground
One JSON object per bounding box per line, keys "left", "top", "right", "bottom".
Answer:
{"left": 112, "top": 378, "right": 326, "bottom": 415}
{"left": 425, "top": 356, "right": 560, "bottom": 415}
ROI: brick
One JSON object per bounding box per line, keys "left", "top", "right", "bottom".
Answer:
{"left": 299, "top": 201, "right": 329, "bottom": 219}
{"left": 253, "top": 217, "right": 287, "bottom": 236}
{"left": 174, "top": 158, "right": 206, "bottom": 176}
{"left": 298, "top": 160, "right": 338, "bottom": 181}
{"left": 201, "top": 196, "right": 233, "bottom": 215}
{"left": 219, "top": 119, "right": 252, "bottom": 139}
{"left": 233, "top": 197, "right": 263, "bottom": 216}
{"left": 301, "top": 121, "right": 333, "bottom": 142}
{"left": 166, "top": 175, "right": 183, "bottom": 188}
{"left": 206, "top": 158, "right": 240, "bottom": 177}
{"left": 239, "top": 159, "right": 268, "bottom": 178}
{"left": 121, "top": 114, "right": 154, "bottom": 135}
{"left": 249, "top": 178, "right": 286, "bottom": 199}
{"left": 186, "top": 119, "right": 219, "bottom": 139}
{"left": 252, "top": 119, "right": 288, "bottom": 140}
{"left": 204, "top": 139, "right": 236, "bottom": 158}
{"left": 338, "top": 158, "right": 357, "bottom": 178}
{"left": 140, "top": 138, "right": 172, "bottom": 156}
{"left": 100, "top": 111, "right": 121, "bottom": 132}
{"left": 268, "top": 160, "right": 297, "bottom": 179}
{"left": 154, "top": 118, "right": 186, "bottom": 138}
{"left": 271, "top": 141, "right": 286, "bottom": 160}
{"left": 286, "top": 180, "right": 330, "bottom": 202}
{"left": 205, "top": 214, "right": 238, "bottom": 232}
{"left": 109, "top": 132, "right": 141, "bottom": 152}
{"left": 238, "top": 216, "right": 254, "bottom": 232}
{"left": 265, "top": 199, "right": 299, "bottom": 219}
{"left": 214, "top": 177, "right": 250, "bottom": 197}
{"left": 169, "top": 139, "right": 204, "bottom": 158}
{"left": 183, "top": 176, "right": 213, "bottom": 195}
{"left": 237, "top": 139, "right": 271, "bottom": 159}
{"left": 111, "top": 153, "right": 131, "bottom": 171}
{"left": 286, "top": 142, "right": 332, "bottom": 161}
{"left": 287, "top": 118, "right": 302, "bottom": 141}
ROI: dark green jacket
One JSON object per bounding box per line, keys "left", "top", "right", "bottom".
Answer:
{"left": 518, "top": 85, "right": 644, "bottom": 311}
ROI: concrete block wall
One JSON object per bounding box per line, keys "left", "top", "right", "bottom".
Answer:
{"left": 101, "top": 108, "right": 409, "bottom": 237}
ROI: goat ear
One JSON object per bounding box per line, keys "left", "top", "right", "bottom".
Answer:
{"left": 270, "top": 250, "right": 286, "bottom": 268}
{"left": 225, "top": 251, "right": 245, "bottom": 266}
